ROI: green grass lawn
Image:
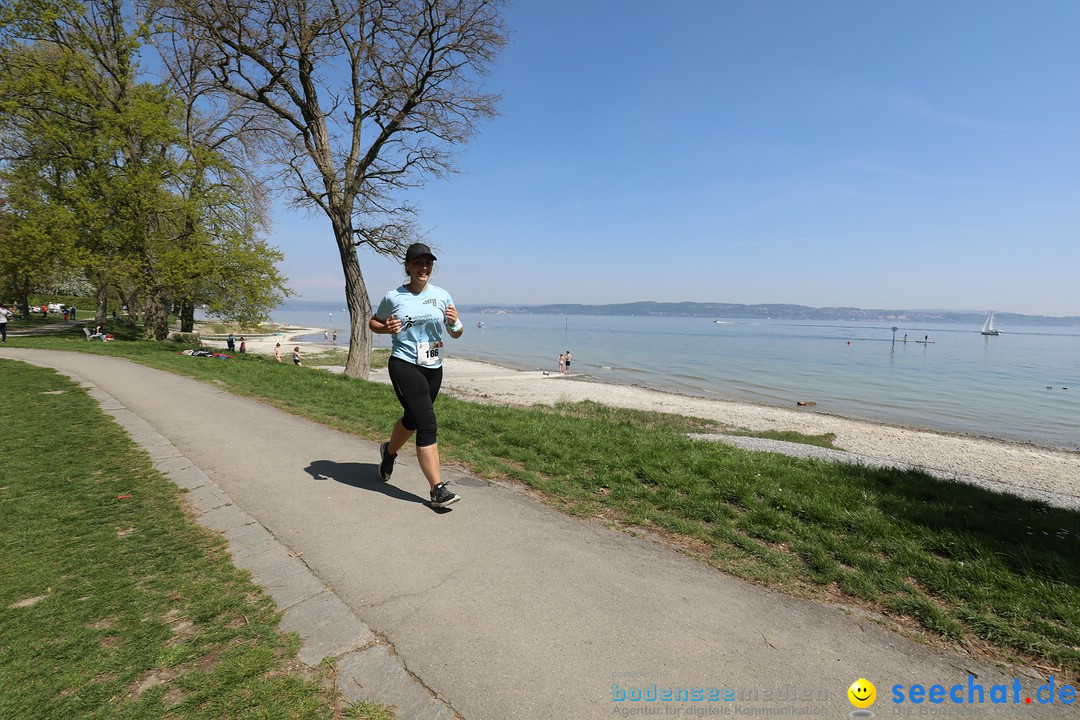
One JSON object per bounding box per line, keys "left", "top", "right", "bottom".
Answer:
{"left": 6, "top": 327, "right": 1080, "bottom": 682}
{"left": 0, "top": 358, "right": 394, "bottom": 720}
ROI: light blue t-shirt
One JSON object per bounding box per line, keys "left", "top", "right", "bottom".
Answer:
{"left": 375, "top": 284, "right": 456, "bottom": 367}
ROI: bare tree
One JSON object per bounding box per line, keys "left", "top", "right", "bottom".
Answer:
{"left": 153, "top": 0, "right": 506, "bottom": 377}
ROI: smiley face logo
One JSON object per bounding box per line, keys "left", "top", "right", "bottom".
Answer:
{"left": 848, "top": 678, "right": 876, "bottom": 708}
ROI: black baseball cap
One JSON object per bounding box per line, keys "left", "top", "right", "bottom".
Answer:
{"left": 405, "top": 243, "right": 437, "bottom": 262}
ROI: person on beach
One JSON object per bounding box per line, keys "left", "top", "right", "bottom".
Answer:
{"left": 564, "top": 350, "right": 571, "bottom": 374}
{"left": 369, "top": 242, "right": 464, "bottom": 509}
{"left": 292, "top": 346, "right": 302, "bottom": 366}
{"left": 324, "top": 330, "right": 329, "bottom": 342}
{"left": 239, "top": 336, "right": 246, "bottom": 354}
{"left": 558, "top": 352, "right": 565, "bottom": 374}
{"left": 227, "top": 333, "right": 236, "bottom": 352}
{"left": 274, "top": 342, "right": 282, "bottom": 363}
{"left": 333, "top": 330, "right": 338, "bottom": 344}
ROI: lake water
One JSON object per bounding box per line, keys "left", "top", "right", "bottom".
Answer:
{"left": 273, "top": 304, "right": 1080, "bottom": 451}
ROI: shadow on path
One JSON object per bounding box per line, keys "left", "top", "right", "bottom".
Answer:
{"left": 7, "top": 321, "right": 90, "bottom": 336}
{"left": 304, "top": 459, "right": 428, "bottom": 506}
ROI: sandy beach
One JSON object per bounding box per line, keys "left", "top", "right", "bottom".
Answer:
{"left": 211, "top": 327, "right": 1080, "bottom": 511}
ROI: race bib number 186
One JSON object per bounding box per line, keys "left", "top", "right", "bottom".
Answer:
{"left": 417, "top": 342, "right": 441, "bottom": 366}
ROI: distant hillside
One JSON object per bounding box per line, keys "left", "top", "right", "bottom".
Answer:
{"left": 460, "top": 301, "right": 1080, "bottom": 326}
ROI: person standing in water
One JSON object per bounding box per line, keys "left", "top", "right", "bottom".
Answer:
{"left": 369, "top": 243, "right": 464, "bottom": 509}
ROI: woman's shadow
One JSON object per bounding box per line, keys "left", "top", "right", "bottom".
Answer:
{"left": 303, "top": 459, "right": 428, "bottom": 506}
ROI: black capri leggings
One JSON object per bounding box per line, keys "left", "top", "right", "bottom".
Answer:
{"left": 388, "top": 356, "right": 443, "bottom": 447}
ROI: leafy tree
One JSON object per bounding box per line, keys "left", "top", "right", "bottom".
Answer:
{"left": 153, "top": 0, "right": 507, "bottom": 377}
{"left": 0, "top": 182, "right": 78, "bottom": 316}
{"left": 1, "top": 0, "right": 180, "bottom": 331}
{"left": 0, "top": 0, "right": 291, "bottom": 336}
{"left": 0, "top": 40, "right": 83, "bottom": 312}
{"left": 150, "top": 23, "right": 291, "bottom": 332}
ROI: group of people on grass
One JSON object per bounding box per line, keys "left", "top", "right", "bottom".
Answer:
{"left": 88, "top": 324, "right": 114, "bottom": 341}
{"left": 31, "top": 303, "right": 78, "bottom": 320}
{"left": 0, "top": 303, "right": 118, "bottom": 344}
{"left": 226, "top": 334, "right": 247, "bottom": 354}
{"left": 272, "top": 342, "right": 303, "bottom": 366}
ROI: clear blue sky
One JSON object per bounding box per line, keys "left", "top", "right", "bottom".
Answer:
{"left": 271, "top": 0, "right": 1080, "bottom": 316}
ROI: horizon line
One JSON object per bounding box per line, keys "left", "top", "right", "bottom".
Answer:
{"left": 281, "top": 299, "right": 1078, "bottom": 320}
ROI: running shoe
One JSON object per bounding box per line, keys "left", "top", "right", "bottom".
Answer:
{"left": 429, "top": 482, "right": 460, "bottom": 508}
{"left": 378, "top": 442, "right": 396, "bottom": 481}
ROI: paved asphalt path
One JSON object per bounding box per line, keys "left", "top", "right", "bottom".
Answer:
{"left": 3, "top": 348, "right": 1071, "bottom": 719}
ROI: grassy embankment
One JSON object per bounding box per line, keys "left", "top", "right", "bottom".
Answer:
{"left": 0, "top": 357, "right": 394, "bottom": 719}
{"left": 6, "top": 326, "right": 1080, "bottom": 683}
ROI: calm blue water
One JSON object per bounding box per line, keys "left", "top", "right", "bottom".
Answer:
{"left": 273, "top": 305, "right": 1080, "bottom": 451}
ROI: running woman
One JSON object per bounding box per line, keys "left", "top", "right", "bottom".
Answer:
{"left": 369, "top": 243, "right": 464, "bottom": 509}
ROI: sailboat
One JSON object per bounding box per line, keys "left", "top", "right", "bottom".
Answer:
{"left": 980, "top": 311, "right": 1003, "bottom": 336}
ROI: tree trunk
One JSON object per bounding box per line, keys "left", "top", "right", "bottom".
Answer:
{"left": 11, "top": 273, "right": 32, "bottom": 320}
{"left": 179, "top": 299, "right": 195, "bottom": 333}
{"left": 143, "top": 288, "right": 170, "bottom": 340}
{"left": 94, "top": 277, "right": 108, "bottom": 325}
{"left": 332, "top": 213, "right": 372, "bottom": 379}
{"left": 118, "top": 288, "right": 142, "bottom": 326}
